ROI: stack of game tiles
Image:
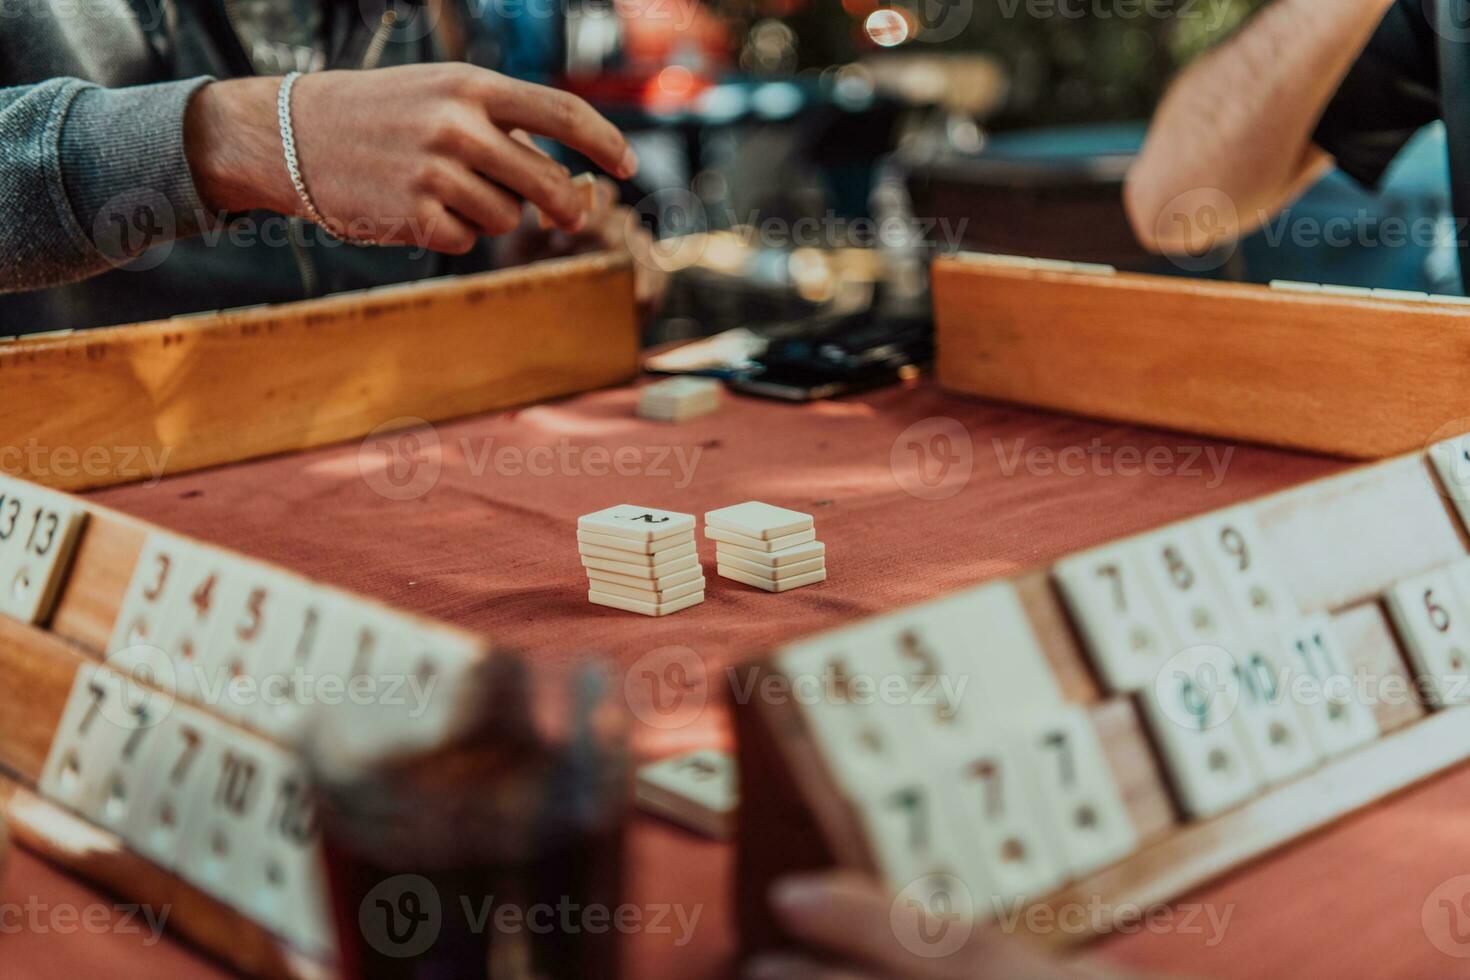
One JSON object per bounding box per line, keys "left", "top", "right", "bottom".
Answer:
{"left": 637, "top": 377, "right": 722, "bottom": 422}
{"left": 705, "top": 501, "right": 826, "bottom": 592}
{"left": 578, "top": 504, "right": 705, "bottom": 616}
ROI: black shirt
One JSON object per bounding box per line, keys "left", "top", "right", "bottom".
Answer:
{"left": 1314, "top": 0, "right": 1468, "bottom": 280}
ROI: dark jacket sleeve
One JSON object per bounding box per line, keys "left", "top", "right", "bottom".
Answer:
{"left": 0, "top": 76, "right": 215, "bottom": 295}
{"left": 1313, "top": 0, "right": 1440, "bottom": 189}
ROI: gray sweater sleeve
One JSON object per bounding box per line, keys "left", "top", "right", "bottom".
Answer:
{"left": 0, "top": 76, "right": 216, "bottom": 295}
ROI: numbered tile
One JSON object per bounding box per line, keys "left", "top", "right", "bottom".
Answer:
{"left": 149, "top": 543, "right": 235, "bottom": 706}
{"left": 0, "top": 477, "right": 87, "bottom": 625}
{"left": 122, "top": 702, "right": 222, "bottom": 871}
{"left": 1281, "top": 616, "right": 1380, "bottom": 758}
{"left": 1053, "top": 544, "right": 1173, "bottom": 692}
{"left": 175, "top": 727, "right": 275, "bottom": 905}
{"left": 1135, "top": 528, "right": 1238, "bottom": 648}
{"left": 240, "top": 745, "right": 332, "bottom": 955}
{"left": 1429, "top": 436, "right": 1470, "bottom": 530}
{"left": 248, "top": 585, "right": 339, "bottom": 743}
{"left": 107, "top": 532, "right": 194, "bottom": 682}
{"left": 778, "top": 637, "right": 921, "bottom": 793}
{"left": 1387, "top": 568, "right": 1470, "bottom": 708}
{"left": 1193, "top": 508, "right": 1299, "bottom": 628}
{"left": 1138, "top": 646, "right": 1263, "bottom": 818}
{"left": 636, "top": 749, "right": 739, "bottom": 840}
{"left": 943, "top": 734, "right": 1066, "bottom": 902}
{"left": 1228, "top": 637, "right": 1322, "bottom": 785}
{"left": 198, "top": 562, "right": 301, "bottom": 723}
{"left": 38, "top": 664, "right": 157, "bottom": 821}
{"left": 851, "top": 774, "right": 994, "bottom": 904}
{"left": 1020, "top": 707, "right": 1137, "bottom": 877}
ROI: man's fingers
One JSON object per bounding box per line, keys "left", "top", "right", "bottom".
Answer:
{"left": 472, "top": 128, "right": 584, "bottom": 232}
{"left": 431, "top": 164, "right": 524, "bottom": 238}
{"left": 415, "top": 202, "right": 479, "bottom": 255}
{"left": 485, "top": 78, "right": 637, "bottom": 180}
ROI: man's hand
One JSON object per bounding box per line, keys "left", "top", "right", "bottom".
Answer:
{"left": 184, "top": 64, "right": 638, "bottom": 255}
{"left": 746, "top": 871, "right": 1135, "bottom": 980}
{"left": 497, "top": 161, "right": 669, "bottom": 313}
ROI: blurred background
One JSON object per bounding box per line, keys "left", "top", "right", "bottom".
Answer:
{"left": 533, "top": 0, "right": 1457, "bottom": 344}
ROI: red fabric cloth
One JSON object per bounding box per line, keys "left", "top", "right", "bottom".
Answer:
{"left": 9, "top": 379, "right": 1390, "bottom": 977}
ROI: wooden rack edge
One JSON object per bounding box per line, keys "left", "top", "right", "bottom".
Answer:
{"left": 931, "top": 256, "right": 1470, "bottom": 460}
{"left": 0, "top": 253, "right": 640, "bottom": 491}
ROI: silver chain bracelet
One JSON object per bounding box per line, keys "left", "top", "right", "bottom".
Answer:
{"left": 277, "top": 71, "right": 374, "bottom": 246}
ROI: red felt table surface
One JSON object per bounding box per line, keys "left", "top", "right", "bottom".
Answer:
{"left": 6, "top": 378, "right": 1463, "bottom": 978}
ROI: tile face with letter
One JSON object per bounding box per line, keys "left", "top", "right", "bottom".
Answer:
{"left": 1387, "top": 567, "right": 1470, "bottom": 708}
{"left": 636, "top": 749, "right": 739, "bottom": 840}
{"left": 1054, "top": 543, "right": 1174, "bottom": 692}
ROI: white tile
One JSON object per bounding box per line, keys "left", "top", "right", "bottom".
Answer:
{"left": 1227, "top": 635, "right": 1322, "bottom": 785}
{"left": 579, "top": 539, "right": 696, "bottom": 565}
{"left": 640, "top": 376, "right": 722, "bottom": 401}
{"left": 106, "top": 532, "right": 197, "bottom": 684}
{"left": 717, "top": 563, "right": 826, "bottom": 592}
{"left": 1053, "top": 543, "right": 1174, "bottom": 692}
{"left": 577, "top": 504, "right": 695, "bottom": 542}
{"left": 589, "top": 588, "right": 705, "bottom": 616}
{"left": 705, "top": 525, "right": 815, "bottom": 552}
{"left": 236, "top": 743, "right": 333, "bottom": 955}
{"left": 197, "top": 562, "right": 312, "bottom": 724}
{"left": 1386, "top": 567, "right": 1470, "bottom": 707}
{"left": 585, "top": 563, "right": 703, "bottom": 592}
{"left": 1268, "top": 280, "right": 1321, "bottom": 293}
{"left": 1017, "top": 706, "right": 1137, "bottom": 877}
{"left": 581, "top": 551, "right": 700, "bottom": 580}
{"left": 1279, "top": 615, "right": 1379, "bottom": 758}
{"left": 147, "top": 542, "right": 235, "bottom": 706}
{"left": 636, "top": 749, "right": 738, "bottom": 839}
{"left": 589, "top": 575, "right": 706, "bottom": 603}
{"left": 0, "top": 476, "right": 87, "bottom": 624}
{"left": 716, "top": 539, "right": 825, "bottom": 566}
{"left": 704, "top": 501, "right": 813, "bottom": 540}
{"left": 1191, "top": 507, "right": 1299, "bottom": 629}
{"left": 1429, "top": 436, "right": 1470, "bottom": 530}
{"left": 38, "top": 664, "right": 158, "bottom": 821}
{"left": 1138, "top": 645, "right": 1263, "bottom": 817}
{"left": 121, "top": 701, "right": 221, "bottom": 871}
{"left": 940, "top": 732, "right": 1067, "bottom": 901}
{"left": 1371, "top": 287, "right": 1430, "bottom": 302}
{"left": 247, "top": 586, "right": 341, "bottom": 743}
{"left": 175, "top": 724, "right": 277, "bottom": 904}
{"left": 576, "top": 529, "right": 694, "bottom": 554}
{"left": 1134, "top": 527, "right": 1238, "bottom": 648}
{"left": 849, "top": 772, "right": 994, "bottom": 899}
{"left": 715, "top": 553, "right": 825, "bottom": 580}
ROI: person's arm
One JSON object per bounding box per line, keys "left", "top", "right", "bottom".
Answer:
{"left": 1124, "top": 0, "right": 1399, "bottom": 254}
{"left": 0, "top": 76, "right": 216, "bottom": 295}
{"left": 2, "top": 64, "right": 637, "bottom": 296}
